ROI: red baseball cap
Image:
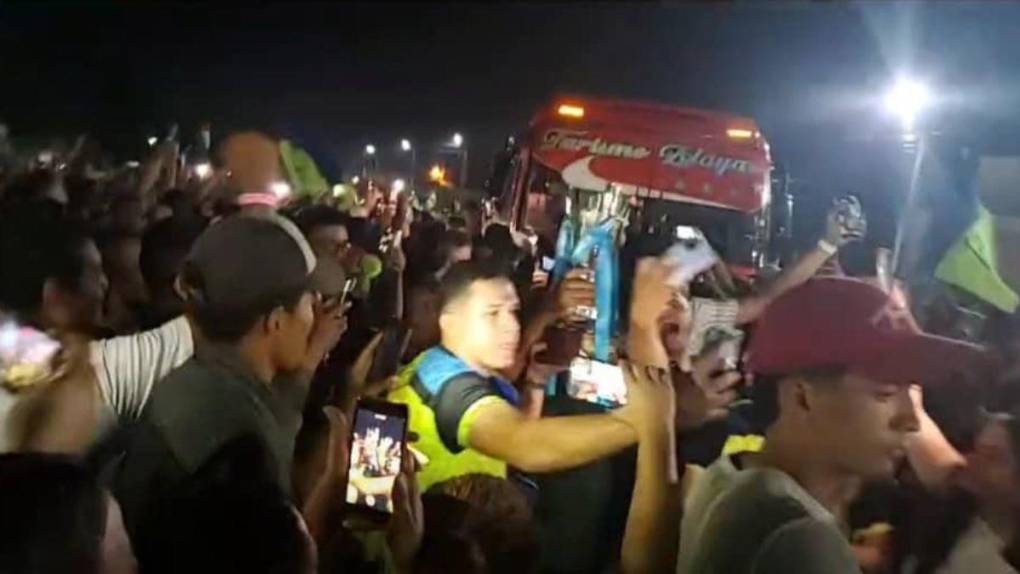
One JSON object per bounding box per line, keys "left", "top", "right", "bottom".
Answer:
{"left": 746, "top": 277, "right": 987, "bottom": 386}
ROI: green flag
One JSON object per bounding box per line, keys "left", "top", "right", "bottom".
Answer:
{"left": 935, "top": 205, "right": 1019, "bottom": 313}
{"left": 279, "top": 140, "right": 330, "bottom": 199}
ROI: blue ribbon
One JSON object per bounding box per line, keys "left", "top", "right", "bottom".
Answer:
{"left": 570, "top": 221, "right": 619, "bottom": 362}
{"left": 552, "top": 217, "right": 576, "bottom": 283}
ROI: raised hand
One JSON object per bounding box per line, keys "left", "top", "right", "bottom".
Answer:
{"left": 612, "top": 361, "right": 676, "bottom": 438}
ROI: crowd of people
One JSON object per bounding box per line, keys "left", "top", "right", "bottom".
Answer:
{"left": 1, "top": 127, "right": 1019, "bottom": 574}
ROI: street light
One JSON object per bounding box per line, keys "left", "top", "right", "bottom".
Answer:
{"left": 885, "top": 78, "right": 931, "bottom": 133}
{"left": 365, "top": 144, "right": 377, "bottom": 156}
{"left": 886, "top": 77, "right": 933, "bottom": 278}
{"left": 194, "top": 162, "right": 212, "bottom": 179}
{"left": 447, "top": 133, "right": 467, "bottom": 187}
{"left": 400, "top": 139, "right": 416, "bottom": 190}
{"left": 429, "top": 165, "right": 446, "bottom": 184}
{"left": 147, "top": 136, "right": 158, "bottom": 147}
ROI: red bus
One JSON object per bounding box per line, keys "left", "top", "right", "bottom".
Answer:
{"left": 488, "top": 96, "right": 791, "bottom": 275}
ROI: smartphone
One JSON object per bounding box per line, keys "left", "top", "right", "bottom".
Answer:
{"left": 368, "top": 324, "right": 410, "bottom": 383}
{"left": 344, "top": 398, "right": 409, "bottom": 521}
{"left": 0, "top": 316, "right": 63, "bottom": 390}
{"left": 700, "top": 326, "right": 745, "bottom": 373}
{"left": 835, "top": 196, "right": 867, "bottom": 240}
{"left": 664, "top": 227, "right": 719, "bottom": 287}
{"left": 540, "top": 256, "right": 556, "bottom": 272}
{"left": 567, "top": 357, "right": 628, "bottom": 408}
{"left": 338, "top": 277, "right": 357, "bottom": 308}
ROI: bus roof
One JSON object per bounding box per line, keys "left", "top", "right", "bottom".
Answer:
{"left": 525, "top": 95, "right": 772, "bottom": 213}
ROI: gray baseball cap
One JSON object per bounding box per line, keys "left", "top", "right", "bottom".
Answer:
{"left": 183, "top": 213, "right": 331, "bottom": 312}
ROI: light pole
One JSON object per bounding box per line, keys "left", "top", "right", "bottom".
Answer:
{"left": 400, "top": 139, "right": 416, "bottom": 191}
{"left": 449, "top": 132, "right": 468, "bottom": 188}
{"left": 886, "top": 77, "right": 932, "bottom": 278}
{"left": 363, "top": 144, "right": 377, "bottom": 179}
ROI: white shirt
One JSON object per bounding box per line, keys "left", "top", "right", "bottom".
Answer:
{"left": 1, "top": 317, "right": 194, "bottom": 452}
{"left": 91, "top": 316, "right": 194, "bottom": 432}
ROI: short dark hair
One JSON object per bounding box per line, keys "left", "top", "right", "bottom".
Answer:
{"left": 750, "top": 367, "right": 847, "bottom": 433}
{"left": 139, "top": 217, "right": 206, "bottom": 295}
{"left": 424, "top": 475, "right": 539, "bottom": 574}
{"left": 438, "top": 260, "right": 510, "bottom": 313}
{"left": 290, "top": 204, "right": 349, "bottom": 237}
{"left": 180, "top": 260, "right": 307, "bottom": 343}
{"left": 0, "top": 453, "right": 108, "bottom": 574}
{"left": 0, "top": 206, "right": 91, "bottom": 319}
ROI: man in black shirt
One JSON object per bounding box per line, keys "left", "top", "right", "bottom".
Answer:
{"left": 115, "top": 213, "right": 340, "bottom": 536}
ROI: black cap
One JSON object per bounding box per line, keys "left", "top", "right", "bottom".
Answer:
{"left": 183, "top": 214, "right": 321, "bottom": 312}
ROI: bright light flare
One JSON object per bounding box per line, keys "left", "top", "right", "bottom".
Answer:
{"left": 147, "top": 136, "right": 158, "bottom": 146}
{"left": 392, "top": 178, "right": 406, "bottom": 193}
{"left": 885, "top": 78, "right": 931, "bottom": 131}
{"left": 270, "top": 181, "right": 292, "bottom": 199}
{"left": 726, "top": 128, "right": 755, "bottom": 139}
{"left": 451, "top": 133, "right": 464, "bottom": 148}
{"left": 365, "top": 144, "right": 377, "bottom": 155}
{"left": 429, "top": 165, "right": 446, "bottom": 182}
{"left": 400, "top": 139, "right": 412, "bottom": 152}
{"left": 557, "top": 104, "right": 585, "bottom": 118}
{"left": 194, "top": 162, "right": 212, "bottom": 179}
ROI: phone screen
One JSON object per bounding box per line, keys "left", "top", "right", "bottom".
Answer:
{"left": 345, "top": 400, "right": 408, "bottom": 516}
{"left": 567, "top": 357, "right": 628, "bottom": 408}
{"left": 0, "top": 317, "right": 62, "bottom": 390}
{"left": 663, "top": 228, "right": 718, "bottom": 286}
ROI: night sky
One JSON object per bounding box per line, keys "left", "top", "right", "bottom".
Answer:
{"left": 3, "top": 2, "right": 1020, "bottom": 250}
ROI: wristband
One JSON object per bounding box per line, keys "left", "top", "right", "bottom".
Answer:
{"left": 817, "top": 239, "right": 839, "bottom": 256}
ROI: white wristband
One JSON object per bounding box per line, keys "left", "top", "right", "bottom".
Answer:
{"left": 817, "top": 239, "right": 839, "bottom": 255}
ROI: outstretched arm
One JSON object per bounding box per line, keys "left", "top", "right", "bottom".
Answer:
{"left": 736, "top": 205, "right": 860, "bottom": 325}
{"left": 466, "top": 400, "right": 637, "bottom": 473}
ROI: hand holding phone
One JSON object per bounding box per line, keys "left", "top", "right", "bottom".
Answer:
{"left": 345, "top": 399, "right": 409, "bottom": 522}
{"left": 663, "top": 227, "right": 719, "bottom": 287}
{"left": 567, "top": 357, "right": 628, "bottom": 408}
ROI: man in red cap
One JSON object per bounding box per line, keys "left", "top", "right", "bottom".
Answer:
{"left": 686, "top": 276, "right": 985, "bottom": 574}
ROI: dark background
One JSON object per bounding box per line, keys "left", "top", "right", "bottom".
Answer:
{"left": 3, "top": 1, "right": 1020, "bottom": 251}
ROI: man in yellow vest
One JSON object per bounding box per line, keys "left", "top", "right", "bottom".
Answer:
{"left": 390, "top": 259, "right": 676, "bottom": 490}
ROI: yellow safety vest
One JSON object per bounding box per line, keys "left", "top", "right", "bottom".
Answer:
{"left": 388, "top": 348, "right": 512, "bottom": 491}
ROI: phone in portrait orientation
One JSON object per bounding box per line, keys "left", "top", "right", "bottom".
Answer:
{"left": 0, "top": 316, "right": 63, "bottom": 391}
{"left": 567, "top": 357, "right": 628, "bottom": 409}
{"left": 664, "top": 226, "right": 719, "bottom": 287}
{"left": 700, "top": 326, "right": 745, "bottom": 373}
{"left": 338, "top": 277, "right": 357, "bottom": 308}
{"left": 368, "top": 323, "right": 410, "bottom": 383}
{"left": 344, "top": 398, "right": 409, "bottom": 522}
